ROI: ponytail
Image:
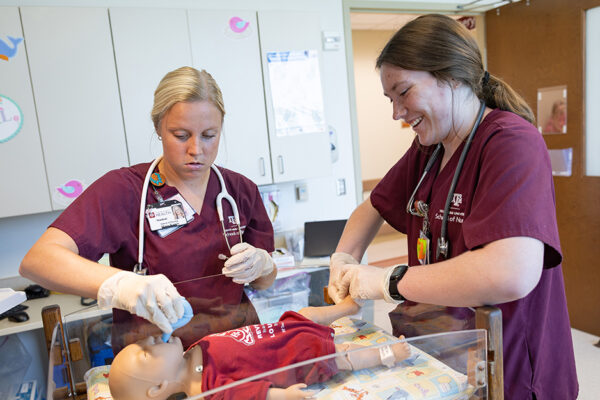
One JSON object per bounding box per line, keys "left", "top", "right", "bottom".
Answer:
{"left": 480, "top": 73, "right": 535, "bottom": 124}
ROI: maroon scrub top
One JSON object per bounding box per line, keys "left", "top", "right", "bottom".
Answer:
{"left": 51, "top": 162, "right": 274, "bottom": 353}
{"left": 371, "top": 110, "right": 578, "bottom": 399}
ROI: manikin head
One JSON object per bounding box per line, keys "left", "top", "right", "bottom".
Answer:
{"left": 109, "top": 336, "right": 188, "bottom": 400}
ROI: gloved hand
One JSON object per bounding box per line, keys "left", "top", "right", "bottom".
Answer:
{"left": 338, "top": 264, "right": 402, "bottom": 304}
{"left": 97, "top": 270, "right": 185, "bottom": 334}
{"left": 223, "top": 243, "right": 274, "bottom": 284}
{"left": 161, "top": 299, "right": 194, "bottom": 343}
{"left": 328, "top": 252, "right": 359, "bottom": 304}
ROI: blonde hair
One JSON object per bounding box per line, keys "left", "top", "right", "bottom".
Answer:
{"left": 151, "top": 66, "right": 225, "bottom": 130}
{"left": 377, "top": 14, "right": 535, "bottom": 124}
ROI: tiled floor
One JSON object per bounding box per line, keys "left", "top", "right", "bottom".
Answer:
{"left": 571, "top": 328, "right": 600, "bottom": 399}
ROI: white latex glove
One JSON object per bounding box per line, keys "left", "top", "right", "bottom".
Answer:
{"left": 97, "top": 271, "right": 185, "bottom": 333}
{"left": 328, "top": 252, "right": 359, "bottom": 304}
{"left": 223, "top": 243, "right": 274, "bottom": 284}
{"left": 338, "top": 264, "right": 402, "bottom": 304}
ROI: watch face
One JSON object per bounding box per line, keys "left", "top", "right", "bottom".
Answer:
{"left": 389, "top": 265, "right": 408, "bottom": 301}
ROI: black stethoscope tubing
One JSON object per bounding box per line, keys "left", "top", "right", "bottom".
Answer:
{"left": 406, "top": 100, "right": 486, "bottom": 261}
{"left": 436, "top": 100, "right": 486, "bottom": 260}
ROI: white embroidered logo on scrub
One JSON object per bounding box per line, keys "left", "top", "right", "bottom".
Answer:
{"left": 435, "top": 192, "right": 466, "bottom": 224}
{"left": 451, "top": 193, "right": 463, "bottom": 208}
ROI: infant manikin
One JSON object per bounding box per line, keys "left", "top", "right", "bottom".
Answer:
{"left": 109, "top": 297, "right": 411, "bottom": 400}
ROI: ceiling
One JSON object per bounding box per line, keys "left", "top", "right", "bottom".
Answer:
{"left": 350, "top": 13, "right": 419, "bottom": 31}
{"left": 349, "top": 0, "right": 522, "bottom": 30}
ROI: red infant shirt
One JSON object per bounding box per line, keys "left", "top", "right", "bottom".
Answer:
{"left": 189, "top": 311, "right": 338, "bottom": 400}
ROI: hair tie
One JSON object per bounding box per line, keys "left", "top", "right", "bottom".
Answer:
{"left": 482, "top": 71, "right": 490, "bottom": 86}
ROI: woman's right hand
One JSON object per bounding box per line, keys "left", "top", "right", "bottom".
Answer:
{"left": 97, "top": 270, "right": 185, "bottom": 333}
{"left": 327, "top": 252, "right": 359, "bottom": 304}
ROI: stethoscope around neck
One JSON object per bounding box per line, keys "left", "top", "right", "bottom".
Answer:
{"left": 406, "top": 100, "right": 486, "bottom": 261}
{"left": 133, "top": 155, "right": 242, "bottom": 275}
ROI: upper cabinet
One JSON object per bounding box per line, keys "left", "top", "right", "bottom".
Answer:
{"left": 0, "top": 6, "right": 334, "bottom": 218}
{"left": 188, "top": 10, "right": 274, "bottom": 185}
{"left": 109, "top": 8, "right": 192, "bottom": 166}
{"left": 0, "top": 7, "right": 51, "bottom": 218}
{"left": 20, "top": 7, "right": 128, "bottom": 210}
{"left": 258, "top": 11, "right": 332, "bottom": 183}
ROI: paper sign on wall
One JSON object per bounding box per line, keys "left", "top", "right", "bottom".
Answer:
{"left": 266, "top": 50, "right": 326, "bottom": 137}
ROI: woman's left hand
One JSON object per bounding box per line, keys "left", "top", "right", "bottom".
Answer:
{"left": 222, "top": 243, "right": 274, "bottom": 284}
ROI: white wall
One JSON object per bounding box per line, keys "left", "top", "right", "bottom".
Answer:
{"left": 350, "top": 15, "right": 487, "bottom": 182}
{"left": 352, "top": 29, "right": 415, "bottom": 181}
{"left": 0, "top": 0, "right": 359, "bottom": 279}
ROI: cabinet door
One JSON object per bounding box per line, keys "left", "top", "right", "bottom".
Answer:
{"left": 188, "top": 10, "right": 273, "bottom": 185}
{"left": 110, "top": 8, "right": 192, "bottom": 165}
{"left": 0, "top": 7, "right": 51, "bottom": 217}
{"left": 21, "top": 7, "right": 128, "bottom": 210}
{"left": 258, "top": 11, "right": 332, "bottom": 183}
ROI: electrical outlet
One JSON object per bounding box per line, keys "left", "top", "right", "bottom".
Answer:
{"left": 295, "top": 183, "right": 308, "bottom": 202}
{"left": 336, "top": 178, "right": 346, "bottom": 196}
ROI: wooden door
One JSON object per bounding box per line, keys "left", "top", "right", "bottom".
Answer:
{"left": 485, "top": 0, "right": 600, "bottom": 335}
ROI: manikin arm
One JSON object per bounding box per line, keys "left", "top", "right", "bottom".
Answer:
{"left": 266, "top": 384, "right": 314, "bottom": 400}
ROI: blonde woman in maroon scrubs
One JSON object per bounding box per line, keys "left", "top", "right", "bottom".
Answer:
{"left": 329, "top": 15, "right": 577, "bottom": 400}
{"left": 20, "top": 67, "right": 275, "bottom": 352}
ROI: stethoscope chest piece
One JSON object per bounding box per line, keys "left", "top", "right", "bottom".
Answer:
{"left": 436, "top": 237, "right": 449, "bottom": 261}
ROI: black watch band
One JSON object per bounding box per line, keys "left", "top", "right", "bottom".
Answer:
{"left": 388, "top": 264, "right": 409, "bottom": 301}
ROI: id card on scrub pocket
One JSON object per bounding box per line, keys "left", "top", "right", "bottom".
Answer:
{"left": 146, "top": 199, "right": 187, "bottom": 231}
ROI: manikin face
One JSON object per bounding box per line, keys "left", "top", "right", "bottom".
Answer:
{"left": 158, "top": 100, "right": 223, "bottom": 182}
{"left": 109, "top": 336, "right": 185, "bottom": 400}
{"left": 380, "top": 64, "right": 455, "bottom": 147}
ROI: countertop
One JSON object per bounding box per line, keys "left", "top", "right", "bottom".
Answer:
{"left": 0, "top": 293, "right": 110, "bottom": 337}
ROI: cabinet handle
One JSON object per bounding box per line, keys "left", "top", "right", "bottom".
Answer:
{"left": 259, "top": 157, "right": 266, "bottom": 176}
{"left": 277, "top": 155, "right": 284, "bottom": 174}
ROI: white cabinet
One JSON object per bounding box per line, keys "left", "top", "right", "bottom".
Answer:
{"left": 0, "top": 7, "right": 51, "bottom": 218}
{"left": 1, "top": 6, "right": 334, "bottom": 219}
{"left": 20, "top": 7, "right": 128, "bottom": 210}
{"left": 187, "top": 10, "right": 273, "bottom": 185}
{"left": 258, "top": 11, "right": 332, "bottom": 183}
{"left": 109, "top": 8, "right": 193, "bottom": 166}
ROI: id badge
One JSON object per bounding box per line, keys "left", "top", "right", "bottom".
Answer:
{"left": 417, "top": 230, "right": 431, "bottom": 265}
{"left": 146, "top": 200, "right": 187, "bottom": 231}
{"left": 156, "top": 194, "right": 195, "bottom": 238}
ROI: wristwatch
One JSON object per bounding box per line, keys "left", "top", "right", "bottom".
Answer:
{"left": 387, "top": 265, "right": 409, "bottom": 301}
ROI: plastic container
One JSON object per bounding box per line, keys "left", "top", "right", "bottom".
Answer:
{"left": 0, "top": 335, "right": 32, "bottom": 400}
{"left": 250, "top": 288, "right": 310, "bottom": 323}
{"left": 84, "top": 365, "right": 111, "bottom": 400}
{"left": 245, "top": 272, "right": 311, "bottom": 323}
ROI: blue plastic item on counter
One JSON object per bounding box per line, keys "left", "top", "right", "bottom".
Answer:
{"left": 87, "top": 317, "right": 114, "bottom": 367}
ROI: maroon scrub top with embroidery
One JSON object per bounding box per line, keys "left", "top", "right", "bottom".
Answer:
{"left": 52, "top": 162, "right": 274, "bottom": 353}
{"left": 371, "top": 110, "right": 578, "bottom": 399}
